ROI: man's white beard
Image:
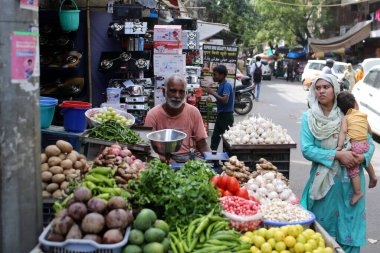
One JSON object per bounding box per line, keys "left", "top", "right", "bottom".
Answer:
{"left": 166, "top": 96, "right": 186, "bottom": 109}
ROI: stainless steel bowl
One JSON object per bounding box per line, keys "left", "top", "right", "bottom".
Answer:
{"left": 146, "top": 129, "right": 187, "bottom": 155}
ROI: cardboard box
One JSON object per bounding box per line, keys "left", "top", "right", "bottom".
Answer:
{"left": 153, "top": 54, "right": 186, "bottom": 76}
{"left": 124, "top": 22, "right": 147, "bottom": 34}
{"left": 154, "top": 41, "right": 182, "bottom": 55}
{"left": 154, "top": 25, "right": 182, "bottom": 42}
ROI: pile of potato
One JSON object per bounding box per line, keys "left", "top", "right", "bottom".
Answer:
{"left": 41, "top": 140, "right": 89, "bottom": 199}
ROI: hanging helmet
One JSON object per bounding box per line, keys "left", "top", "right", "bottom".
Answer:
{"left": 326, "top": 59, "right": 334, "bottom": 67}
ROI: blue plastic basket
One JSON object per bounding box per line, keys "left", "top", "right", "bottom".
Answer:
{"left": 40, "top": 97, "right": 58, "bottom": 129}
{"left": 59, "top": 0, "right": 80, "bottom": 32}
{"left": 263, "top": 210, "right": 316, "bottom": 228}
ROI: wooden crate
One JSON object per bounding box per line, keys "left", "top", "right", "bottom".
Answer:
{"left": 223, "top": 137, "right": 297, "bottom": 179}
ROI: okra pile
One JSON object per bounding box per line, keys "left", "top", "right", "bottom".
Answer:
{"left": 169, "top": 210, "right": 251, "bottom": 253}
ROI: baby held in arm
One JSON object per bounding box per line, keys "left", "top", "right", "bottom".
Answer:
{"left": 336, "top": 92, "right": 377, "bottom": 205}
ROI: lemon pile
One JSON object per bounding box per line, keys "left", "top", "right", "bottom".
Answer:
{"left": 92, "top": 107, "right": 133, "bottom": 126}
{"left": 240, "top": 225, "right": 334, "bottom": 253}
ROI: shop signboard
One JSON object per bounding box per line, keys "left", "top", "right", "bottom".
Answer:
{"left": 201, "top": 44, "right": 238, "bottom": 88}
{"left": 200, "top": 44, "right": 238, "bottom": 123}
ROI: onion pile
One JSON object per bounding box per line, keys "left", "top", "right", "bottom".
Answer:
{"left": 94, "top": 145, "right": 147, "bottom": 186}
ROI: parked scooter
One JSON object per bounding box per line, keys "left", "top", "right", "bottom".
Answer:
{"left": 234, "top": 76, "right": 255, "bottom": 115}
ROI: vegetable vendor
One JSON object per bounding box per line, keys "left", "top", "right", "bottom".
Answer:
{"left": 145, "top": 74, "right": 211, "bottom": 161}
{"left": 300, "top": 74, "right": 375, "bottom": 253}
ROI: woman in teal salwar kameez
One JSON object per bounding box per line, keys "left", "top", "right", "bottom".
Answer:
{"left": 300, "top": 75, "right": 375, "bottom": 253}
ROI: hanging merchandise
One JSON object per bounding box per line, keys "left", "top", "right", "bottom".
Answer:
{"left": 124, "top": 22, "right": 148, "bottom": 35}
{"left": 98, "top": 51, "right": 151, "bottom": 73}
{"left": 182, "top": 30, "right": 200, "bottom": 50}
{"left": 59, "top": 0, "right": 80, "bottom": 32}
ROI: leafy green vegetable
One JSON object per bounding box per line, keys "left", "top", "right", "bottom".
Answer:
{"left": 129, "top": 160, "right": 221, "bottom": 230}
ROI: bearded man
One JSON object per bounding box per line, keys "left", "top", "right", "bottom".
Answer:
{"left": 144, "top": 74, "right": 211, "bottom": 159}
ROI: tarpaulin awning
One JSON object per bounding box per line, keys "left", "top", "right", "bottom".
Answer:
{"left": 197, "top": 20, "right": 229, "bottom": 41}
{"left": 309, "top": 20, "right": 372, "bottom": 52}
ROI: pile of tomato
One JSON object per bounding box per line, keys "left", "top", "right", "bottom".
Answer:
{"left": 210, "top": 175, "right": 249, "bottom": 199}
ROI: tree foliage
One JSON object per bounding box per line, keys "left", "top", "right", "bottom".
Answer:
{"left": 198, "top": 0, "right": 258, "bottom": 47}
{"left": 196, "top": 0, "right": 335, "bottom": 47}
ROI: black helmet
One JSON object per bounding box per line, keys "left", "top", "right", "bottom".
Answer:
{"left": 326, "top": 59, "right": 334, "bottom": 67}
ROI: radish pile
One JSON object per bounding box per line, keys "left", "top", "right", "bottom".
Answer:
{"left": 220, "top": 196, "right": 262, "bottom": 231}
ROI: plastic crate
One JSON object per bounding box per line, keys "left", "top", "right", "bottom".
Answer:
{"left": 39, "top": 223, "right": 131, "bottom": 253}
{"left": 43, "top": 199, "right": 56, "bottom": 227}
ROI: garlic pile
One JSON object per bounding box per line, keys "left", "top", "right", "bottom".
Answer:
{"left": 223, "top": 115, "right": 295, "bottom": 145}
{"left": 261, "top": 199, "right": 312, "bottom": 222}
{"left": 244, "top": 171, "right": 297, "bottom": 204}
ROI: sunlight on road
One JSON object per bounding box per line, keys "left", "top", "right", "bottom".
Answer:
{"left": 267, "top": 83, "right": 308, "bottom": 105}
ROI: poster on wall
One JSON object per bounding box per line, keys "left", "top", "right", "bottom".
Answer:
{"left": 20, "top": 0, "right": 39, "bottom": 11}
{"left": 200, "top": 44, "right": 238, "bottom": 123}
{"left": 11, "top": 32, "right": 39, "bottom": 83}
{"left": 201, "top": 44, "right": 238, "bottom": 88}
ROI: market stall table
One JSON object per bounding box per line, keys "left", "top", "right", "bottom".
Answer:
{"left": 41, "top": 125, "right": 84, "bottom": 151}
{"left": 80, "top": 126, "right": 152, "bottom": 160}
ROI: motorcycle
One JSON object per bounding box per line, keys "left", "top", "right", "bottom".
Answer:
{"left": 234, "top": 76, "right": 255, "bottom": 115}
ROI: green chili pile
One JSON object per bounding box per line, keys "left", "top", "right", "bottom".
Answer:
{"left": 87, "top": 120, "right": 142, "bottom": 145}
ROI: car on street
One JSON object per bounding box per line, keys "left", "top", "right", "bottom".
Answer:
{"left": 352, "top": 65, "right": 380, "bottom": 136}
{"left": 246, "top": 58, "right": 272, "bottom": 80}
{"left": 361, "top": 58, "right": 380, "bottom": 74}
{"left": 301, "top": 60, "right": 347, "bottom": 89}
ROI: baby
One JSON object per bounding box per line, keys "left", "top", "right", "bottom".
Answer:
{"left": 336, "top": 92, "right": 377, "bottom": 205}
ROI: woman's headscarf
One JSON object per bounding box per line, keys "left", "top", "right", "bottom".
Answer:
{"left": 307, "top": 74, "right": 348, "bottom": 200}
{"left": 307, "top": 74, "right": 342, "bottom": 141}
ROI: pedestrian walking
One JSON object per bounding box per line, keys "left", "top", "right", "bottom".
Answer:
{"left": 342, "top": 63, "right": 356, "bottom": 92}
{"left": 286, "top": 60, "right": 294, "bottom": 82}
{"left": 355, "top": 65, "right": 364, "bottom": 83}
{"left": 250, "top": 56, "right": 262, "bottom": 101}
{"left": 206, "top": 65, "right": 234, "bottom": 151}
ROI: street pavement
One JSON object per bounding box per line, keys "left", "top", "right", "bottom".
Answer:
{"left": 232, "top": 78, "right": 380, "bottom": 252}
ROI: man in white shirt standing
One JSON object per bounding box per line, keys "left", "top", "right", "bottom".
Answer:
{"left": 250, "top": 56, "right": 263, "bottom": 102}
